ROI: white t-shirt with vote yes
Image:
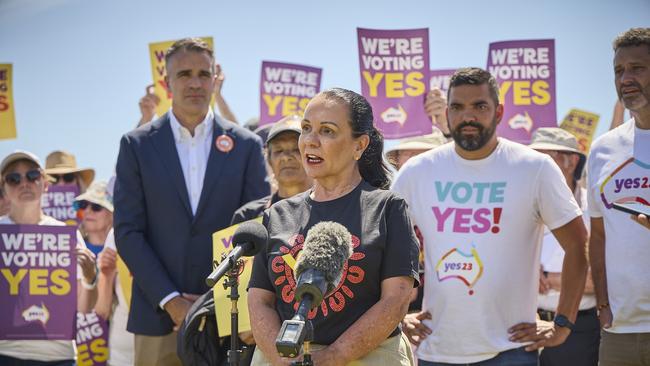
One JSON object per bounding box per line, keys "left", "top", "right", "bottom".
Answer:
{"left": 587, "top": 119, "right": 650, "bottom": 334}
{"left": 392, "top": 138, "right": 582, "bottom": 364}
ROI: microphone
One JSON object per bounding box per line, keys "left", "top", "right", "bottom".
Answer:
{"left": 275, "top": 221, "right": 352, "bottom": 358}
{"left": 205, "top": 220, "right": 268, "bottom": 287}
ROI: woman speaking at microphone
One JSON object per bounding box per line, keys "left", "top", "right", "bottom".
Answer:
{"left": 248, "top": 88, "right": 420, "bottom": 366}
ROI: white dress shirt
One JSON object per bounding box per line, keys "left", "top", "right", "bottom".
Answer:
{"left": 160, "top": 108, "right": 214, "bottom": 309}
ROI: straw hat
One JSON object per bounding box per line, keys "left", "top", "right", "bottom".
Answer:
{"left": 44, "top": 151, "right": 95, "bottom": 187}
{"left": 385, "top": 130, "right": 448, "bottom": 164}
{"left": 74, "top": 181, "right": 113, "bottom": 212}
{"left": 528, "top": 127, "right": 586, "bottom": 181}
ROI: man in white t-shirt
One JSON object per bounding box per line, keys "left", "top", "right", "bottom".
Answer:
{"left": 393, "top": 68, "right": 589, "bottom": 365}
{"left": 588, "top": 27, "right": 650, "bottom": 366}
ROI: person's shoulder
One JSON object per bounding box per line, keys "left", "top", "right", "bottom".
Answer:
{"left": 270, "top": 190, "right": 308, "bottom": 213}
{"left": 39, "top": 215, "right": 66, "bottom": 226}
{"left": 234, "top": 195, "right": 272, "bottom": 219}
{"left": 123, "top": 114, "right": 169, "bottom": 141}
{"left": 590, "top": 119, "right": 634, "bottom": 154}
{"left": 401, "top": 141, "right": 453, "bottom": 171}
{"left": 360, "top": 181, "right": 406, "bottom": 206}
{"left": 217, "top": 115, "right": 263, "bottom": 145}
{"left": 498, "top": 138, "right": 550, "bottom": 165}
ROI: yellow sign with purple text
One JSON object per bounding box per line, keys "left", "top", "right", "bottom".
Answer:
{"left": 560, "top": 109, "right": 599, "bottom": 154}
{"left": 0, "top": 64, "right": 17, "bottom": 140}
{"left": 148, "top": 37, "right": 214, "bottom": 117}
{"left": 211, "top": 217, "right": 262, "bottom": 336}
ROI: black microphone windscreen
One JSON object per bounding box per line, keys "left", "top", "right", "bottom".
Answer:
{"left": 295, "top": 221, "right": 352, "bottom": 289}
{"left": 232, "top": 220, "right": 268, "bottom": 256}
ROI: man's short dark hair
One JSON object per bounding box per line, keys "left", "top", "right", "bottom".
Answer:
{"left": 165, "top": 38, "right": 215, "bottom": 70}
{"left": 448, "top": 67, "right": 501, "bottom": 105}
{"left": 613, "top": 28, "right": 650, "bottom": 53}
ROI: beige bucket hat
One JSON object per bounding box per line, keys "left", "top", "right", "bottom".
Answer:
{"left": 74, "top": 181, "right": 113, "bottom": 212}
{"left": 528, "top": 127, "right": 586, "bottom": 181}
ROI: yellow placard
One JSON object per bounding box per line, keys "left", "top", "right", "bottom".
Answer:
{"left": 0, "top": 64, "right": 17, "bottom": 140}
{"left": 148, "top": 37, "right": 214, "bottom": 117}
{"left": 559, "top": 109, "right": 600, "bottom": 154}
{"left": 116, "top": 254, "right": 132, "bottom": 309}
{"left": 211, "top": 217, "right": 263, "bottom": 336}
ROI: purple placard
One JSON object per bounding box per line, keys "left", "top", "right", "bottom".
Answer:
{"left": 76, "top": 311, "right": 109, "bottom": 365}
{"left": 259, "top": 61, "right": 322, "bottom": 126}
{"left": 357, "top": 28, "right": 431, "bottom": 139}
{"left": 41, "top": 184, "right": 80, "bottom": 226}
{"left": 429, "top": 69, "right": 457, "bottom": 95}
{"left": 487, "top": 39, "right": 556, "bottom": 144}
{"left": 0, "top": 224, "right": 77, "bottom": 340}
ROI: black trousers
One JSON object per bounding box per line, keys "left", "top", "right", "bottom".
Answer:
{"left": 539, "top": 308, "right": 600, "bottom": 366}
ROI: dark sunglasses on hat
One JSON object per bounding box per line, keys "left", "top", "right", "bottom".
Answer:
{"left": 74, "top": 200, "right": 104, "bottom": 212}
{"left": 3, "top": 170, "right": 42, "bottom": 186}
{"left": 51, "top": 173, "right": 77, "bottom": 184}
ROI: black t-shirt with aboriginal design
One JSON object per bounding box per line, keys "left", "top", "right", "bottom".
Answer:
{"left": 248, "top": 181, "right": 420, "bottom": 345}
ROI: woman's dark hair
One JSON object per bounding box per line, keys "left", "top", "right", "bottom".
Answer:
{"left": 320, "top": 88, "right": 391, "bottom": 189}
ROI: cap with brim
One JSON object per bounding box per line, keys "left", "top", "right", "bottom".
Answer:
{"left": 1, "top": 150, "right": 43, "bottom": 176}
{"left": 74, "top": 181, "right": 113, "bottom": 212}
{"left": 44, "top": 150, "right": 95, "bottom": 187}
{"left": 266, "top": 115, "right": 302, "bottom": 144}
{"left": 385, "top": 132, "right": 448, "bottom": 163}
{"left": 528, "top": 127, "right": 586, "bottom": 181}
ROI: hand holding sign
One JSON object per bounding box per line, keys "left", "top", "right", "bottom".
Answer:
{"left": 425, "top": 88, "right": 449, "bottom": 135}
{"left": 77, "top": 247, "right": 96, "bottom": 283}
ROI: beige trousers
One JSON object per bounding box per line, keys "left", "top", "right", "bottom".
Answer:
{"left": 134, "top": 333, "right": 182, "bottom": 366}
{"left": 251, "top": 332, "right": 415, "bottom": 366}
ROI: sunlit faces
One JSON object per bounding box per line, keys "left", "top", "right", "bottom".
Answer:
{"left": 267, "top": 132, "right": 310, "bottom": 187}
{"left": 447, "top": 84, "right": 502, "bottom": 152}
{"left": 165, "top": 50, "right": 215, "bottom": 117}
{"left": 2, "top": 161, "right": 47, "bottom": 204}
{"left": 299, "top": 96, "right": 367, "bottom": 182}
{"left": 614, "top": 45, "right": 650, "bottom": 112}
{"left": 81, "top": 203, "right": 112, "bottom": 235}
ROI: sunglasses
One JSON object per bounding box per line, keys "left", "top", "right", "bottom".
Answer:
{"left": 3, "top": 170, "right": 42, "bottom": 186}
{"left": 74, "top": 200, "right": 104, "bottom": 212}
{"left": 51, "top": 173, "right": 77, "bottom": 184}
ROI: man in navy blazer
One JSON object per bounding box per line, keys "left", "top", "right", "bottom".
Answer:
{"left": 113, "top": 38, "right": 269, "bottom": 365}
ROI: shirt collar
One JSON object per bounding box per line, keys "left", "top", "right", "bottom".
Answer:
{"left": 169, "top": 108, "right": 214, "bottom": 143}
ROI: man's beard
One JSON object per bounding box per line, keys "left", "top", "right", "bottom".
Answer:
{"left": 451, "top": 118, "right": 497, "bottom": 151}
{"left": 618, "top": 80, "right": 650, "bottom": 111}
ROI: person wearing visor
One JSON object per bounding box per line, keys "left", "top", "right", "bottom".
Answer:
{"left": 0, "top": 150, "right": 97, "bottom": 365}
{"left": 528, "top": 127, "right": 599, "bottom": 366}
{"left": 44, "top": 150, "right": 95, "bottom": 192}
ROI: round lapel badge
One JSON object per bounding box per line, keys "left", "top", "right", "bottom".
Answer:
{"left": 215, "top": 134, "right": 234, "bottom": 153}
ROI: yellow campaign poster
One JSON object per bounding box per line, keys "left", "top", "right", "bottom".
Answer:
{"left": 211, "top": 217, "right": 262, "bottom": 336}
{"left": 0, "top": 64, "right": 17, "bottom": 140}
{"left": 148, "top": 37, "right": 214, "bottom": 117}
{"left": 116, "top": 255, "right": 132, "bottom": 308}
{"left": 559, "top": 109, "right": 600, "bottom": 153}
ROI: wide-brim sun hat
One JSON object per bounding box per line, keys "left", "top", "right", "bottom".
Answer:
{"left": 44, "top": 150, "right": 95, "bottom": 187}
{"left": 528, "top": 127, "right": 586, "bottom": 182}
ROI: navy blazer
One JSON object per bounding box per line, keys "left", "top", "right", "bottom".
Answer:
{"left": 114, "top": 113, "right": 269, "bottom": 335}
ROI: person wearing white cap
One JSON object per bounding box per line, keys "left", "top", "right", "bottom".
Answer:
{"left": 0, "top": 150, "right": 97, "bottom": 365}
{"left": 529, "top": 127, "right": 599, "bottom": 366}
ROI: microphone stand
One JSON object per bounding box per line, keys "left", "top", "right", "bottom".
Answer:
{"left": 213, "top": 253, "right": 247, "bottom": 366}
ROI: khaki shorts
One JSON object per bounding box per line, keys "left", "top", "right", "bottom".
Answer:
{"left": 251, "top": 332, "right": 415, "bottom": 366}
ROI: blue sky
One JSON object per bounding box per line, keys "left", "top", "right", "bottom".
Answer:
{"left": 0, "top": 0, "right": 648, "bottom": 180}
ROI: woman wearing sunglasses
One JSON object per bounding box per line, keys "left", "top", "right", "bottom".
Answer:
{"left": 44, "top": 150, "right": 95, "bottom": 193}
{"left": 0, "top": 150, "right": 98, "bottom": 366}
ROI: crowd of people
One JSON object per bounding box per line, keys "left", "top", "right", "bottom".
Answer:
{"left": 0, "top": 27, "right": 649, "bottom": 366}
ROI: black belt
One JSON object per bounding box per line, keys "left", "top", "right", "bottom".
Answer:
{"left": 537, "top": 308, "right": 597, "bottom": 322}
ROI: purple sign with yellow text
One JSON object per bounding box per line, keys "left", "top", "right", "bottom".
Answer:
{"left": 358, "top": 28, "right": 430, "bottom": 139}
{"left": 76, "top": 311, "right": 109, "bottom": 365}
{"left": 0, "top": 224, "right": 77, "bottom": 340}
{"left": 41, "top": 185, "right": 80, "bottom": 226}
{"left": 259, "top": 61, "right": 322, "bottom": 126}
{"left": 487, "top": 39, "right": 556, "bottom": 144}
{"left": 429, "top": 69, "right": 457, "bottom": 95}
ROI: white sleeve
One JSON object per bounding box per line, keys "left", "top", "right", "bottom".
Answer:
{"left": 76, "top": 229, "right": 86, "bottom": 280}
{"left": 536, "top": 157, "right": 583, "bottom": 230}
{"left": 586, "top": 154, "right": 604, "bottom": 218}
